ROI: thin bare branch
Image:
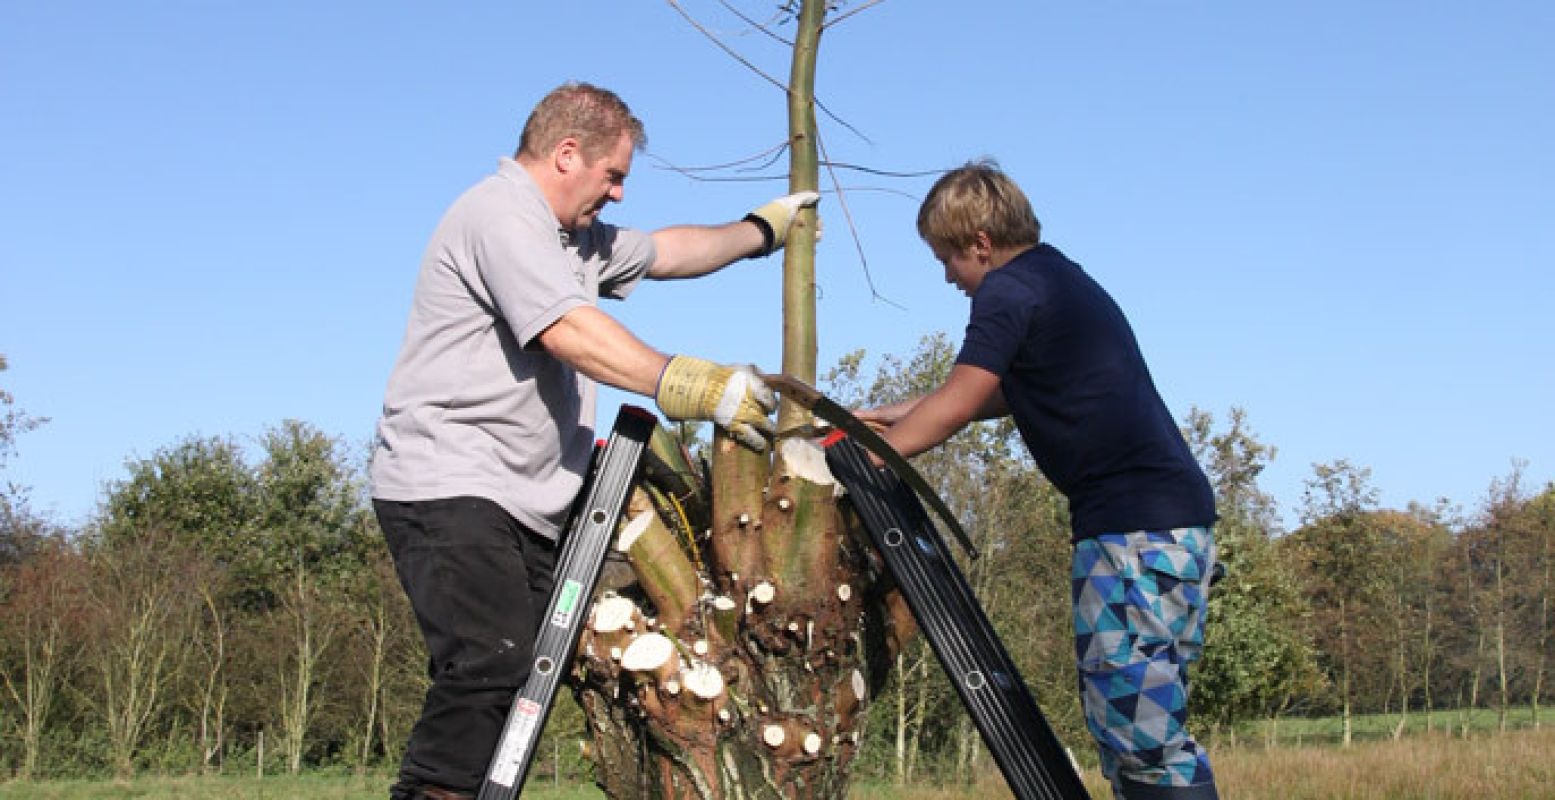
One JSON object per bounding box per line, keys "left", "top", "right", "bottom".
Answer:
{"left": 650, "top": 163, "right": 784, "bottom": 183}
{"left": 737, "top": 144, "right": 792, "bottom": 173}
{"left": 815, "top": 161, "right": 945, "bottom": 178}
{"left": 717, "top": 0, "right": 794, "bottom": 46}
{"left": 818, "top": 129, "right": 904, "bottom": 309}
{"left": 821, "top": 185, "right": 922, "bottom": 202}
{"left": 815, "top": 99, "right": 873, "bottom": 146}
{"left": 647, "top": 141, "right": 790, "bottom": 175}
{"left": 667, "top": 0, "right": 874, "bottom": 145}
{"left": 667, "top": 0, "right": 789, "bottom": 92}
{"left": 650, "top": 163, "right": 925, "bottom": 202}
{"left": 652, "top": 150, "right": 942, "bottom": 185}
{"left": 822, "top": 0, "right": 887, "bottom": 30}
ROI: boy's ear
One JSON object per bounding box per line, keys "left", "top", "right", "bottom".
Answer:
{"left": 971, "top": 231, "right": 994, "bottom": 260}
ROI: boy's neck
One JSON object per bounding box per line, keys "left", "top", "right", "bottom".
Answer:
{"left": 989, "top": 243, "right": 1037, "bottom": 270}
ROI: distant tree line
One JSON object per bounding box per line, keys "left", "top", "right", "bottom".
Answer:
{"left": 1, "top": 343, "right": 1551, "bottom": 782}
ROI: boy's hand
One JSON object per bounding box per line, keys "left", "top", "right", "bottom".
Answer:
{"left": 655, "top": 356, "right": 776, "bottom": 451}
{"left": 854, "top": 399, "right": 916, "bottom": 430}
{"left": 745, "top": 191, "right": 821, "bottom": 255}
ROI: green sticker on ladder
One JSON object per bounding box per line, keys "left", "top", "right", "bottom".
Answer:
{"left": 549, "top": 580, "right": 582, "bottom": 628}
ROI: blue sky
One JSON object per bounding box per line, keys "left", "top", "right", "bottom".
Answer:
{"left": 2, "top": 1, "right": 1551, "bottom": 530}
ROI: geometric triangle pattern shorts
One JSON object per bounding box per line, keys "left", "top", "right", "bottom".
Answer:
{"left": 1072, "top": 526, "right": 1217, "bottom": 794}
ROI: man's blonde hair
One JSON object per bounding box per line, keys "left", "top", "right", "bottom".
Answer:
{"left": 517, "top": 82, "right": 647, "bottom": 162}
{"left": 917, "top": 159, "right": 1041, "bottom": 251}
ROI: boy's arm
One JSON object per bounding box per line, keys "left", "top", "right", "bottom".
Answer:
{"left": 874, "top": 364, "right": 1004, "bottom": 459}
{"left": 857, "top": 370, "right": 1008, "bottom": 428}
{"left": 853, "top": 397, "right": 921, "bottom": 428}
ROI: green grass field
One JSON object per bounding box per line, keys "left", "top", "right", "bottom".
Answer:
{"left": 4, "top": 711, "right": 1553, "bottom": 799}
{"left": 1228, "top": 704, "right": 1550, "bottom": 746}
{"left": 0, "top": 773, "right": 603, "bottom": 800}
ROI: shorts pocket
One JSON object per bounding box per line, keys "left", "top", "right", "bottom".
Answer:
{"left": 1135, "top": 540, "right": 1209, "bottom": 659}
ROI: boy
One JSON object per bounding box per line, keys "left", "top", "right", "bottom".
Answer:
{"left": 858, "top": 160, "right": 1220, "bottom": 800}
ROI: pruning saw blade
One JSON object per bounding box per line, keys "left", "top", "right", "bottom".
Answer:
{"left": 760, "top": 372, "right": 979, "bottom": 559}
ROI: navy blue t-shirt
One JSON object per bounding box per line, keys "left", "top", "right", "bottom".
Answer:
{"left": 956, "top": 244, "right": 1217, "bottom": 540}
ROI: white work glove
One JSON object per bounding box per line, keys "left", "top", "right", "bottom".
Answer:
{"left": 655, "top": 356, "right": 777, "bottom": 451}
{"left": 744, "top": 190, "right": 822, "bottom": 256}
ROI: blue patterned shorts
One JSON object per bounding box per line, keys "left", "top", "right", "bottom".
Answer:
{"left": 1072, "top": 526, "right": 1216, "bottom": 793}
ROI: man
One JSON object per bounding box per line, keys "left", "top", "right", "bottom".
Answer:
{"left": 369, "top": 81, "right": 817, "bottom": 800}
{"left": 857, "top": 161, "right": 1219, "bottom": 799}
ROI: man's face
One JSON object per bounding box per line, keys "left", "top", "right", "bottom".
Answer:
{"left": 560, "top": 132, "right": 633, "bottom": 231}
{"left": 931, "top": 241, "right": 987, "bottom": 297}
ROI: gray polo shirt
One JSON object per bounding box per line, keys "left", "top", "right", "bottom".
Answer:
{"left": 370, "top": 158, "right": 655, "bottom": 539}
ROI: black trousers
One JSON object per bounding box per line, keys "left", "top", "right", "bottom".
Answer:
{"left": 374, "top": 496, "right": 558, "bottom": 797}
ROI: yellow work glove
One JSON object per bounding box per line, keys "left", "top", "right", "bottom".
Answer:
{"left": 744, "top": 190, "right": 821, "bottom": 256}
{"left": 655, "top": 356, "right": 776, "bottom": 451}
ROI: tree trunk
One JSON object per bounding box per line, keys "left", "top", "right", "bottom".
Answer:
{"left": 1534, "top": 536, "right": 1550, "bottom": 730}
{"left": 906, "top": 649, "right": 929, "bottom": 783}
{"left": 894, "top": 652, "right": 908, "bottom": 786}
{"left": 954, "top": 714, "right": 979, "bottom": 783}
{"left": 576, "top": 425, "right": 895, "bottom": 798}
{"left": 359, "top": 597, "right": 390, "bottom": 772}
{"left": 573, "top": 4, "right": 913, "bottom": 796}
{"left": 197, "top": 587, "right": 228, "bottom": 773}
{"left": 889, "top": 648, "right": 929, "bottom": 786}
{"left": 0, "top": 548, "right": 81, "bottom": 782}
{"left": 1422, "top": 602, "right": 1434, "bottom": 733}
{"left": 1536, "top": 498, "right": 1548, "bottom": 728}
{"left": 278, "top": 561, "right": 336, "bottom": 775}
{"left": 1465, "top": 630, "right": 1485, "bottom": 739}
{"left": 0, "top": 603, "right": 63, "bottom": 780}
{"left": 87, "top": 536, "right": 195, "bottom": 779}
{"left": 1391, "top": 602, "right": 1408, "bottom": 740}
{"left": 1494, "top": 547, "right": 1509, "bottom": 733}
{"left": 1339, "top": 597, "right": 1352, "bottom": 748}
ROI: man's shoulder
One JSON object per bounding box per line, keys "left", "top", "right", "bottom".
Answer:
{"left": 436, "top": 163, "right": 558, "bottom": 240}
{"left": 460, "top": 162, "right": 541, "bottom": 210}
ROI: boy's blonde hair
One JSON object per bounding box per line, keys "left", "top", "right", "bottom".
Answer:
{"left": 917, "top": 159, "right": 1041, "bottom": 251}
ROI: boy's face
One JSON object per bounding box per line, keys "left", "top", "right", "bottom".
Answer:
{"left": 930, "top": 240, "right": 990, "bottom": 297}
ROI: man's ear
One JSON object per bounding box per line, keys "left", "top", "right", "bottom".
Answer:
{"left": 554, "top": 137, "right": 582, "bottom": 174}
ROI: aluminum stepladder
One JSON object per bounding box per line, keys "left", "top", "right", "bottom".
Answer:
{"left": 477, "top": 404, "right": 656, "bottom": 800}
{"left": 824, "top": 433, "right": 1092, "bottom": 800}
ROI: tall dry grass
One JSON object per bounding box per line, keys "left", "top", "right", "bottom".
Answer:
{"left": 1211, "top": 726, "right": 1555, "bottom": 799}
{"left": 860, "top": 726, "right": 1555, "bottom": 799}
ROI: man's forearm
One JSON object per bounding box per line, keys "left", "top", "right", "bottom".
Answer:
{"left": 537, "top": 306, "right": 669, "bottom": 396}
{"left": 648, "top": 221, "right": 765, "bottom": 279}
